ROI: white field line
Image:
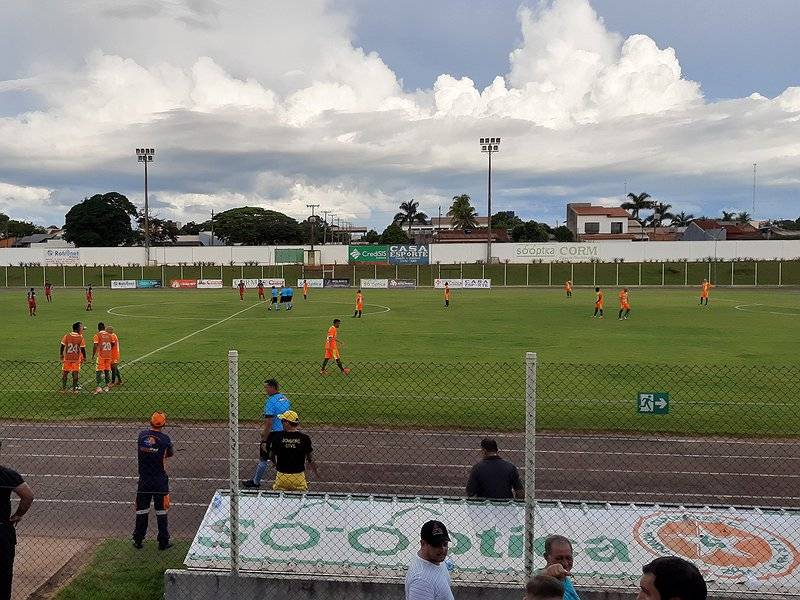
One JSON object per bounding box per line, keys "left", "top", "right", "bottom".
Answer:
{"left": 121, "top": 300, "right": 266, "bottom": 365}
{"left": 734, "top": 303, "right": 800, "bottom": 317}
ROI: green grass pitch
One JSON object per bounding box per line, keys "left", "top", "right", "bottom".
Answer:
{"left": 1, "top": 286, "right": 799, "bottom": 435}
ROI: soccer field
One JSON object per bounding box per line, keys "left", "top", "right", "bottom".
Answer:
{"left": 2, "top": 286, "right": 799, "bottom": 434}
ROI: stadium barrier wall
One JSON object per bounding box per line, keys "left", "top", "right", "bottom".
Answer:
{"left": 3, "top": 239, "right": 800, "bottom": 266}
{"left": 4, "top": 259, "right": 800, "bottom": 287}
{"left": 4, "top": 354, "right": 800, "bottom": 598}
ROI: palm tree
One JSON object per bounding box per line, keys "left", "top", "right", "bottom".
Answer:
{"left": 447, "top": 194, "right": 478, "bottom": 229}
{"left": 621, "top": 192, "right": 654, "bottom": 224}
{"left": 736, "top": 211, "right": 752, "bottom": 224}
{"left": 720, "top": 211, "right": 735, "bottom": 221}
{"left": 672, "top": 211, "right": 694, "bottom": 227}
{"left": 651, "top": 202, "right": 674, "bottom": 228}
{"left": 393, "top": 199, "right": 429, "bottom": 237}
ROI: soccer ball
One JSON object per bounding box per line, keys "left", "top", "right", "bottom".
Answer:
{"left": 343, "top": 368, "right": 351, "bottom": 375}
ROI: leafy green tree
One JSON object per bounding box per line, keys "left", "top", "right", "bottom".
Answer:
{"left": 720, "top": 210, "right": 735, "bottom": 221}
{"left": 553, "top": 225, "right": 574, "bottom": 242}
{"left": 671, "top": 211, "right": 694, "bottom": 227}
{"left": 448, "top": 194, "right": 478, "bottom": 229}
{"left": 379, "top": 223, "right": 410, "bottom": 244}
{"left": 63, "top": 192, "right": 139, "bottom": 247}
{"left": 212, "top": 207, "right": 303, "bottom": 245}
{"left": 179, "top": 220, "right": 212, "bottom": 235}
{"left": 512, "top": 220, "right": 550, "bottom": 242}
{"left": 363, "top": 229, "right": 381, "bottom": 243}
{"left": 621, "top": 192, "right": 653, "bottom": 224}
{"left": 136, "top": 215, "right": 179, "bottom": 245}
{"left": 736, "top": 211, "right": 752, "bottom": 223}
{"left": 646, "top": 202, "right": 674, "bottom": 230}
{"left": 491, "top": 211, "right": 524, "bottom": 232}
{"left": 393, "top": 199, "right": 428, "bottom": 236}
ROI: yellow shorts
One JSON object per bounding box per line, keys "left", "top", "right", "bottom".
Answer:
{"left": 273, "top": 472, "right": 308, "bottom": 492}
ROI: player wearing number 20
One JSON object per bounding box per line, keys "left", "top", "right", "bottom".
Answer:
{"left": 92, "top": 322, "right": 116, "bottom": 395}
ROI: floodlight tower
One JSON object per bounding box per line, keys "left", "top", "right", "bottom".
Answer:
{"left": 135, "top": 148, "right": 156, "bottom": 264}
{"left": 480, "top": 137, "right": 500, "bottom": 263}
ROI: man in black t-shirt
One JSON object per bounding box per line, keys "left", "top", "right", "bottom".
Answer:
{"left": 268, "top": 410, "right": 319, "bottom": 492}
{"left": 133, "top": 412, "right": 174, "bottom": 550}
{"left": 466, "top": 438, "right": 524, "bottom": 500}
{"left": 0, "top": 457, "right": 34, "bottom": 600}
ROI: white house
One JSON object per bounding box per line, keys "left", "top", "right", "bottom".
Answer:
{"left": 566, "top": 203, "right": 634, "bottom": 241}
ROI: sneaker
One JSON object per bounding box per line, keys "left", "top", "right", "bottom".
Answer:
{"left": 342, "top": 368, "right": 351, "bottom": 375}
{"left": 319, "top": 369, "right": 328, "bottom": 375}
{"left": 132, "top": 539, "right": 143, "bottom": 549}
{"left": 93, "top": 387, "right": 103, "bottom": 395}
{"left": 158, "top": 542, "right": 174, "bottom": 551}
{"left": 242, "top": 479, "right": 260, "bottom": 489}
{"left": 103, "top": 386, "right": 110, "bottom": 392}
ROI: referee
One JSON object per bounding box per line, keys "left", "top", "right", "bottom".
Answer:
{"left": 133, "top": 412, "right": 174, "bottom": 550}
{"left": 1, "top": 443, "right": 34, "bottom": 600}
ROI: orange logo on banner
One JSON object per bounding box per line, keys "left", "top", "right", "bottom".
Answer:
{"left": 634, "top": 512, "right": 800, "bottom": 581}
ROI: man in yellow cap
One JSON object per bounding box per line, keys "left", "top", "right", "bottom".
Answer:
{"left": 267, "top": 410, "right": 319, "bottom": 492}
{"left": 133, "top": 412, "right": 174, "bottom": 550}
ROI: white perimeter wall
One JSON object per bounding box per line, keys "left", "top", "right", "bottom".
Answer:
{"left": 2, "top": 241, "right": 800, "bottom": 266}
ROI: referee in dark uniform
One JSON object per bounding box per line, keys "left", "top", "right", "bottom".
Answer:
{"left": 133, "top": 412, "right": 174, "bottom": 550}
{"left": 1, "top": 443, "right": 34, "bottom": 600}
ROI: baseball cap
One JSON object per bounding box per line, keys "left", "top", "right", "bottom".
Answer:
{"left": 150, "top": 412, "right": 167, "bottom": 428}
{"left": 278, "top": 410, "right": 300, "bottom": 424}
{"left": 421, "top": 520, "right": 450, "bottom": 545}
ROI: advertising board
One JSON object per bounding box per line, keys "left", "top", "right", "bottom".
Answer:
{"left": 323, "top": 278, "right": 350, "bottom": 288}
{"left": 275, "top": 248, "right": 304, "bottom": 264}
{"left": 388, "top": 244, "right": 429, "bottom": 265}
{"left": 514, "top": 243, "right": 600, "bottom": 261}
{"left": 170, "top": 279, "right": 197, "bottom": 289}
{"left": 136, "top": 279, "right": 162, "bottom": 288}
{"left": 359, "top": 279, "right": 388, "bottom": 289}
{"left": 230, "top": 278, "right": 285, "bottom": 288}
{"left": 197, "top": 279, "right": 223, "bottom": 289}
{"left": 110, "top": 280, "right": 136, "bottom": 289}
{"left": 433, "top": 279, "right": 491, "bottom": 289}
{"left": 388, "top": 279, "right": 416, "bottom": 289}
{"left": 348, "top": 245, "right": 388, "bottom": 263}
{"left": 297, "top": 279, "right": 324, "bottom": 288}
{"left": 44, "top": 249, "right": 80, "bottom": 266}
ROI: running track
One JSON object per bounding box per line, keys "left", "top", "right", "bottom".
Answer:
{"left": 3, "top": 420, "right": 799, "bottom": 544}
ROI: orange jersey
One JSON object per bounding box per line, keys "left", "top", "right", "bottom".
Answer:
{"left": 444, "top": 287, "right": 451, "bottom": 300}
{"left": 355, "top": 293, "right": 363, "bottom": 307}
{"left": 595, "top": 291, "right": 604, "bottom": 306}
{"left": 325, "top": 325, "right": 338, "bottom": 350}
{"left": 619, "top": 291, "right": 629, "bottom": 307}
{"left": 701, "top": 282, "right": 712, "bottom": 296}
{"left": 303, "top": 282, "right": 309, "bottom": 294}
{"left": 110, "top": 333, "right": 120, "bottom": 362}
{"left": 61, "top": 332, "right": 86, "bottom": 362}
{"left": 564, "top": 281, "right": 572, "bottom": 291}
{"left": 93, "top": 331, "right": 115, "bottom": 360}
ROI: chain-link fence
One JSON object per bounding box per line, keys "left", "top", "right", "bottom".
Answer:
{"left": 2, "top": 354, "right": 800, "bottom": 598}
{"left": 3, "top": 259, "right": 800, "bottom": 288}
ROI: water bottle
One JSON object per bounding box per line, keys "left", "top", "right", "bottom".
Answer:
{"left": 445, "top": 558, "right": 455, "bottom": 572}
{"left": 212, "top": 492, "right": 222, "bottom": 512}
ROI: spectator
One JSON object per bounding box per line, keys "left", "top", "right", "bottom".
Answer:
{"left": 541, "top": 535, "right": 580, "bottom": 600}
{"left": 405, "top": 520, "right": 454, "bottom": 600}
{"left": 525, "top": 574, "right": 564, "bottom": 600}
{"left": 133, "top": 412, "right": 173, "bottom": 550}
{"left": 466, "top": 438, "right": 524, "bottom": 500}
{"left": 242, "top": 378, "right": 291, "bottom": 489}
{"left": 267, "top": 411, "right": 319, "bottom": 492}
{"left": 0, "top": 444, "right": 34, "bottom": 600}
{"left": 638, "top": 557, "right": 707, "bottom": 600}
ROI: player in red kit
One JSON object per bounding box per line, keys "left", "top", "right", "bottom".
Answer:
{"left": 44, "top": 281, "right": 53, "bottom": 303}
{"left": 85, "top": 285, "right": 94, "bottom": 311}
{"left": 27, "top": 288, "right": 37, "bottom": 316}
{"left": 238, "top": 280, "right": 246, "bottom": 301}
{"left": 257, "top": 281, "right": 265, "bottom": 300}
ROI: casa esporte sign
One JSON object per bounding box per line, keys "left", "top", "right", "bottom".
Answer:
{"left": 186, "top": 494, "right": 800, "bottom": 589}
{"left": 388, "top": 244, "right": 430, "bottom": 265}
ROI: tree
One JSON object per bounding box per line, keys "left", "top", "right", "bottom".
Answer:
{"left": 299, "top": 215, "right": 328, "bottom": 245}
{"left": 736, "top": 211, "right": 752, "bottom": 223}
{"left": 63, "top": 192, "right": 139, "bottom": 247}
{"left": 647, "top": 202, "right": 674, "bottom": 230}
{"left": 448, "top": 194, "right": 478, "bottom": 229}
{"left": 0, "top": 212, "right": 46, "bottom": 238}
{"left": 621, "top": 192, "right": 654, "bottom": 224}
{"left": 553, "top": 225, "right": 574, "bottom": 242}
{"left": 393, "top": 199, "right": 428, "bottom": 237}
{"left": 179, "top": 221, "right": 212, "bottom": 235}
{"left": 212, "top": 207, "right": 303, "bottom": 245}
{"left": 720, "top": 211, "right": 735, "bottom": 221}
{"left": 512, "top": 220, "right": 550, "bottom": 242}
{"left": 379, "top": 223, "right": 410, "bottom": 244}
{"left": 491, "top": 211, "right": 524, "bottom": 232}
{"left": 136, "top": 215, "right": 179, "bottom": 245}
{"left": 363, "top": 229, "right": 381, "bottom": 243}
{"left": 671, "top": 211, "right": 694, "bottom": 227}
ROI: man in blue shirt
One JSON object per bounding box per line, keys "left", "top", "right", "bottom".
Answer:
{"left": 268, "top": 286, "right": 279, "bottom": 311}
{"left": 243, "top": 379, "right": 291, "bottom": 488}
{"left": 133, "top": 412, "right": 174, "bottom": 550}
{"left": 541, "top": 535, "right": 581, "bottom": 600}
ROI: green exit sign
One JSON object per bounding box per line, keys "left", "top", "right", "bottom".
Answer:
{"left": 637, "top": 392, "right": 669, "bottom": 415}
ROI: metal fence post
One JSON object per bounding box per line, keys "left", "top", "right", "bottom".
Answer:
{"left": 779, "top": 261, "right": 783, "bottom": 286}
{"left": 524, "top": 351, "right": 537, "bottom": 581}
{"left": 592, "top": 262, "right": 596, "bottom": 286}
{"left": 638, "top": 263, "right": 642, "bottom": 286}
{"left": 661, "top": 262, "right": 665, "bottom": 286}
{"left": 755, "top": 261, "right": 758, "bottom": 286}
{"left": 526, "top": 263, "right": 529, "bottom": 287}
{"left": 548, "top": 262, "right": 552, "bottom": 287}
{"left": 731, "top": 261, "right": 734, "bottom": 286}
{"left": 24, "top": 266, "right": 27, "bottom": 288}
{"left": 504, "top": 262, "right": 507, "bottom": 286}
{"left": 684, "top": 262, "right": 688, "bottom": 286}
{"left": 228, "top": 349, "right": 240, "bottom": 575}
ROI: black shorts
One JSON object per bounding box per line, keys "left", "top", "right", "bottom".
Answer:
{"left": 271, "top": 297, "right": 278, "bottom": 303}
{"left": 286, "top": 295, "right": 293, "bottom": 302}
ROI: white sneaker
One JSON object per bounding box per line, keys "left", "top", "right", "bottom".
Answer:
{"left": 93, "top": 387, "right": 103, "bottom": 395}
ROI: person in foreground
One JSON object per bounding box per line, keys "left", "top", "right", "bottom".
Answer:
{"left": 637, "top": 556, "right": 707, "bottom": 600}
{"left": 405, "top": 520, "right": 454, "bottom": 600}
{"left": 0, "top": 444, "right": 34, "bottom": 600}
{"left": 524, "top": 574, "right": 564, "bottom": 600}
{"left": 541, "top": 534, "right": 580, "bottom": 600}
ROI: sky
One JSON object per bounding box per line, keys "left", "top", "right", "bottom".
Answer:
{"left": 0, "top": 0, "right": 798, "bottom": 231}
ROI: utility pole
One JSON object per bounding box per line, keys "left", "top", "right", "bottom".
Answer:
{"left": 752, "top": 163, "right": 757, "bottom": 216}
{"left": 322, "top": 210, "right": 331, "bottom": 245}
{"left": 210, "top": 209, "right": 215, "bottom": 246}
{"left": 135, "top": 148, "right": 155, "bottom": 264}
{"left": 480, "top": 137, "right": 500, "bottom": 263}
{"left": 306, "top": 204, "right": 320, "bottom": 257}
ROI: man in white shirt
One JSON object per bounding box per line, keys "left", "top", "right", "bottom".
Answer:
{"left": 405, "top": 520, "right": 455, "bottom": 600}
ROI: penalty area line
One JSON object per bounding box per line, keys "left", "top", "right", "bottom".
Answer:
{"left": 122, "top": 300, "right": 266, "bottom": 366}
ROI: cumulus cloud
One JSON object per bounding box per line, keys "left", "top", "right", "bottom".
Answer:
{"left": 0, "top": 0, "right": 798, "bottom": 227}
